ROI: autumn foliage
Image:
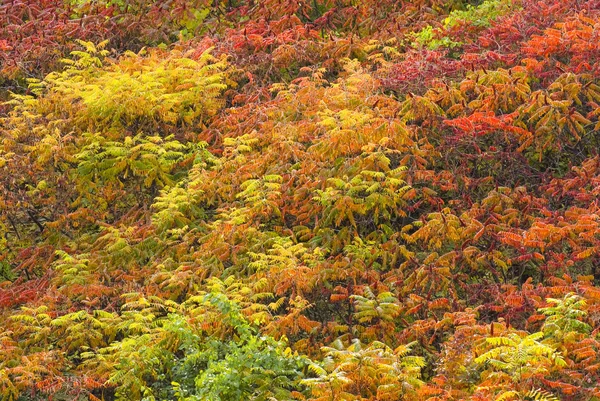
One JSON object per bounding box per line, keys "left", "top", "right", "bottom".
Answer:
{"left": 1, "top": 0, "right": 600, "bottom": 400}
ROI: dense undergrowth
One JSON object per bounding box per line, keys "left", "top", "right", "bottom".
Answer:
{"left": 2, "top": 0, "right": 600, "bottom": 400}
